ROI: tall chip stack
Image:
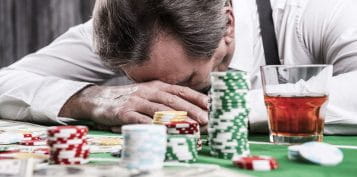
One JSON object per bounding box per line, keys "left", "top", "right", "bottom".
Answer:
{"left": 208, "top": 71, "right": 250, "bottom": 160}
{"left": 47, "top": 126, "right": 90, "bottom": 165}
{"left": 121, "top": 124, "right": 167, "bottom": 170}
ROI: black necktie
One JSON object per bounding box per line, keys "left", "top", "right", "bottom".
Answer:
{"left": 256, "top": 0, "right": 281, "bottom": 65}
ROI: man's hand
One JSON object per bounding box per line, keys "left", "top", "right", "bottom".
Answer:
{"left": 59, "top": 81, "right": 209, "bottom": 128}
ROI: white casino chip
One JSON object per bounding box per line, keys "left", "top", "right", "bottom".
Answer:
{"left": 299, "top": 142, "right": 343, "bottom": 166}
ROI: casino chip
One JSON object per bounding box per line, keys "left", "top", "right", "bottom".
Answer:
{"left": 121, "top": 124, "right": 167, "bottom": 170}
{"left": 165, "top": 135, "right": 198, "bottom": 163}
{"left": 20, "top": 140, "right": 47, "bottom": 146}
{"left": 287, "top": 145, "right": 302, "bottom": 161}
{"left": 153, "top": 111, "right": 202, "bottom": 151}
{"left": 153, "top": 111, "right": 188, "bottom": 124}
{"left": 165, "top": 120, "right": 202, "bottom": 150}
{"left": 233, "top": 156, "right": 279, "bottom": 171}
{"left": 288, "top": 142, "right": 343, "bottom": 166}
{"left": 47, "top": 126, "right": 89, "bottom": 165}
{"left": 208, "top": 71, "right": 251, "bottom": 159}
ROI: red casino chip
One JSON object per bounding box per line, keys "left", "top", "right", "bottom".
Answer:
{"left": 47, "top": 132, "right": 87, "bottom": 138}
{"left": 51, "top": 154, "right": 90, "bottom": 161}
{"left": 51, "top": 149, "right": 90, "bottom": 158}
{"left": 165, "top": 121, "right": 199, "bottom": 134}
{"left": 51, "top": 159, "right": 89, "bottom": 165}
{"left": 23, "top": 136, "right": 42, "bottom": 141}
{"left": 47, "top": 126, "right": 88, "bottom": 135}
{"left": 47, "top": 139, "right": 87, "bottom": 146}
{"left": 233, "top": 156, "right": 278, "bottom": 171}
{"left": 50, "top": 146, "right": 89, "bottom": 153}
{"left": 50, "top": 143, "right": 88, "bottom": 151}
{"left": 47, "top": 134, "right": 86, "bottom": 141}
{"left": 20, "top": 140, "right": 47, "bottom": 146}
{"left": 50, "top": 148, "right": 89, "bottom": 155}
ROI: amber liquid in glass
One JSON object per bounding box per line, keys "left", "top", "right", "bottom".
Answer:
{"left": 264, "top": 94, "right": 328, "bottom": 144}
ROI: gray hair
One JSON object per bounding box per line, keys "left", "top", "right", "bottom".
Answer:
{"left": 93, "top": 0, "right": 230, "bottom": 71}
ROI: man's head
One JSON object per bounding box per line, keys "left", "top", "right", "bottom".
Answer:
{"left": 93, "top": 0, "right": 235, "bottom": 91}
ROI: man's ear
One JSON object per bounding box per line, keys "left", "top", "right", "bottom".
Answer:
{"left": 224, "top": 6, "right": 235, "bottom": 44}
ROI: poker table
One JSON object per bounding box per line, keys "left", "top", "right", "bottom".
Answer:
{"left": 90, "top": 130, "right": 357, "bottom": 177}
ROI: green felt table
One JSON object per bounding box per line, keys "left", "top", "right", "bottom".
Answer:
{"left": 89, "top": 130, "right": 357, "bottom": 177}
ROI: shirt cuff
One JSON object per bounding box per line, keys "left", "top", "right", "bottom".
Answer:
{"left": 30, "top": 78, "right": 93, "bottom": 124}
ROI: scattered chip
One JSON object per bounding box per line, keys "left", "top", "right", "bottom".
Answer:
{"left": 289, "top": 142, "right": 343, "bottom": 166}
{"left": 233, "top": 156, "right": 278, "bottom": 171}
{"left": 287, "top": 145, "right": 302, "bottom": 161}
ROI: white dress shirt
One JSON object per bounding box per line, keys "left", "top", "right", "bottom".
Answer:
{"left": 1, "top": 0, "right": 357, "bottom": 134}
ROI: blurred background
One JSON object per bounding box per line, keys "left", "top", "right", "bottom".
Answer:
{"left": 0, "top": 0, "right": 96, "bottom": 67}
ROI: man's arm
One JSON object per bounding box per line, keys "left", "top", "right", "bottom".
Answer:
{"left": 0, "top": 20, "right": 209, "bottom": 127}
{"left": 0, "top": 69, "right": 91, "bottom": 124}
{"left": 0, "top": 20, "right": 115, "bottom": 124}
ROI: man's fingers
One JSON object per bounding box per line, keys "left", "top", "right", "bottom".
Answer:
{"left": 134, "top": 97, "right": 174, "bottom": 117}
{"left": 147, "top": 91, "right": 208, "bottom": 125}
{"left": 163, "top": 84, "right": 209, "bottom": 110}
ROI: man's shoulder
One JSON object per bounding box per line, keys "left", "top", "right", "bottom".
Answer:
{"left": 72, "top": 19, "right": 93, "bottom": 40}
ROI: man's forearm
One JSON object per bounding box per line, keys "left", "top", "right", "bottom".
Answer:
{"left": 59, "top": 84, "right": 139, "bottom": 124}
{"left": 59, "top": 85, "right": 95, "bottom": 120}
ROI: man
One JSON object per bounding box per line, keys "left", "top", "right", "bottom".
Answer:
{"left": 0, "top": 0, "right": 357, "bottom": 134}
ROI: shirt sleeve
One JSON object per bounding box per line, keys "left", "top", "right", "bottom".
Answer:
{"left": 0, "top": 20, "right": 117, "bottom": 124}
{"left": 302, "top": 0, "right": 357, "bottom": 134}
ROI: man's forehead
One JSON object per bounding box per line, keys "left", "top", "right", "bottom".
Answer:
{"left": 149, "top": 31, "right": 190, "bottom": 64}
{"left": 123, "top": 37, "right": 192, "bottom": 83}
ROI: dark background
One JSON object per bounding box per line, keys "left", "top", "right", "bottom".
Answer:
{"left": 0, "top": 0, "right": 96, "bottom": 67}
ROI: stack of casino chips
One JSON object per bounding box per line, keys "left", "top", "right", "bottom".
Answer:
{"left": 165, "top": 120, "right": 202, "bottom": 150}
{"left": 19, "top": 134, "right": 47, "bottom": 146}
{"left": 153, "top": 111, "right": 202, "bottom": 151}
{"left": 153, "top": 111, "right": 188, "bottom": 124}
{"left": 121, "top": 124, "right": 167, "bottom": 170}
{"left": 208, "top": 71, "right": 250, "bottom": 160}
{"left": 165, "top": 135, "right": 198, "bottom": 163}
{"left": 47, "top": 126, "right": 90, "bottom": 165}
